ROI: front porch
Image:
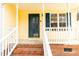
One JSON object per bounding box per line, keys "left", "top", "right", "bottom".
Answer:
{"left": 0, "top": 3, "right": 79, "bottom": 56}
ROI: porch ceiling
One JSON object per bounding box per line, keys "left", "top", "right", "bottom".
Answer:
{"left": 18, "top": 3, "right": 79, "bottom": 13}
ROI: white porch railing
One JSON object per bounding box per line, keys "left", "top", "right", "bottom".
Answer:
{"left": 0, "top": 27, "right": 18, "bottom": 56}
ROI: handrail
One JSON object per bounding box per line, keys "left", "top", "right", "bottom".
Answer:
{"left": 0, "top": 28, "right": 17, "bottom": 43}
{"left": 0, "top": 27, "right": 17, "bottom": 56}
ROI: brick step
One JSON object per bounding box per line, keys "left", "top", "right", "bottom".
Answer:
{"left": 11, "top": 53, "right": 43, "bottom": 56}
{"left": 13, "top": 48, "right": 43, "bottom": 54}
{"left": 12, "top": 50, "right": 43, "bottom": 54}
{"left": 12, "top": 51, "right": 43, "bottom": 56}
{"left": 15, "top": 44, "right": 43, "bottom": 48}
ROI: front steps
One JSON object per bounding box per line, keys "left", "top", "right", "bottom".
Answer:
{"left": 11, "top": 44, "right": 44, "bottom": 56}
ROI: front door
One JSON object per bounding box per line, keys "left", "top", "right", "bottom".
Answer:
{"left": 29, "top": 14, "right": 40, "bottom": 37}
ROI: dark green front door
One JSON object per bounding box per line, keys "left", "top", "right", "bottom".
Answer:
{"left": 29, "top": 14, "right": 40, "bottom": 37}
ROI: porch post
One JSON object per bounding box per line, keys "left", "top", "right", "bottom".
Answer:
{"left": 16, "top": 3, "right": 19, "bottom": 44}
{"left": 42, "top": 3, "right": 52, "bottom": 56}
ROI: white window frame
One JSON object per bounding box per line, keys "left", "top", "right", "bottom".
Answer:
{"left": 46, "top": 13, "right": 72, "bottom": 31}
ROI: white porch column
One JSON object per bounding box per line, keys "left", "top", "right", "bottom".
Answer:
{"left": 42, "top": 3, "right": 52, "bottom": 56}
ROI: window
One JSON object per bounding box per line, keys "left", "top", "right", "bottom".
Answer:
{"left": 77, "top": 13, "right": 79, "bottom": 21}
{"left": 64, "top": 48, "right": 72, "bottom": 52}
{"left": 59, "top": 14, "right": 66, "bottom": 27}
{"left": 51, "top": 14, "right": 57, "bottom": 27}
{"left": 46, "top": 13, "right": 50, "bottom": 27}
{"left": 45, "top": 13, "right": 71, "bottom": 31}
{"left": 66, "top": 13, "right": 71, "bottom": 27}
